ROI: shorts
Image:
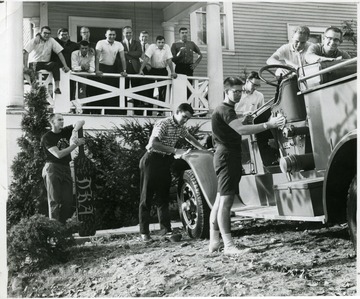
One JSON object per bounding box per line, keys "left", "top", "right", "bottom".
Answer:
{"left": 213, "top": 149, "right": 242, "bottom": 196}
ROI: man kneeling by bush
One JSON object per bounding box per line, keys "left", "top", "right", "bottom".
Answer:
{"left": 41, "top": 113, "right": 85, "bottom": 224}
{"left": 139, "top": 103, "right": 207, "bottom": 242}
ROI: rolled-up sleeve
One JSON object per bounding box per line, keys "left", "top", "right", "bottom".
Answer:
{"left": 151, "top": 121, "right": 167, "bottom": 140}
{"left": 51, "top": 38, "right": 64, "bottom": 54}
{"left": 305, "top": 44, "right": 322, "bottom": 64}
{"left": 71, "top": 52, "right": 81, "bottom": 71}
{"left": 165, "top": 45, "right": 173, "bottom": 60}
{"left": 24, "top": 39, "right": 35, "bottom": 53}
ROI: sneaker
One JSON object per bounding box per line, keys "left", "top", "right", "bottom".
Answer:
{"left": 54, "top": 88, "right": 61, "bottom": 94}
{"left": 169, "top": 233, "right": 182, "bottom": 242}
{"left": 141, "top": 234, "right": 153, "bottom": 243}
{"left": 224, "top": 246, "right": 251, "bottom": 256}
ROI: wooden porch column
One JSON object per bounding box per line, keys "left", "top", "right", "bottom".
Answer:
{"left": 39, "top": 2, "right": 48, "bottom": 28}
{"left": 161, "top": 21, "right": 177, "bottom": 47}
{"left": 5, "top": 1, "right": 24, "bottom": 109}
{"left": 206, "top": 1, "right": 223, "bottom": 112}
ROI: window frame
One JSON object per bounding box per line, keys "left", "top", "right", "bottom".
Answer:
{"left": 190, "top": 2, "right": 235, "bottom": 53}
{"left": 287, "top": 24, "right": 326, "bottom": 44}
{"left": 68, "top": 16, "right": 132, "bottom": 42}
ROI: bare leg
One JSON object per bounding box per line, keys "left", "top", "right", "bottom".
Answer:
{"left": 217, "top": 194, "right": 234, "bottom": 234}
{"left": 218, "top": 194, "right": 251, "bottom": 255}
{"left": 209, "top": 193, "right": 221, "bottom": 252}
{"left": 210, "top": 193, "right": 220, "bottom": 231}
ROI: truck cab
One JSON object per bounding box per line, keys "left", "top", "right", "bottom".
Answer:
{"left": 177, "top": 58, "right": 357, "bottom": 249}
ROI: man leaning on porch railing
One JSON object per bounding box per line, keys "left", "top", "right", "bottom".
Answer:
{"left": 139, "top": 35, "right": 177, "bottom": 115}
{"left": 23, "top": 26, "right": 70, "bottom": 94}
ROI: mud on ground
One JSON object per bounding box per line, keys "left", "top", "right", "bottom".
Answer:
{"left": 9, "top": 219, "right": 357, "bottom": 297}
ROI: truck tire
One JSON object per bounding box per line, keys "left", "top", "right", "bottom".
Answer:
{"left": 177, "top": 170, "right": 210, "bottom": 239}
{"left": 347, "top": 175, "right": 357, "bottom": 251}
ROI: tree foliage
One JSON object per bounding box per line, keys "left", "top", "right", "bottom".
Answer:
{"left": 7, "top": 84, "right": 50, "bottom": 228}
{"left": 8, "top": 214, "right": 74, "bottom": 274}
{"left": 342, "top": 20, "right": 357, "bottom": 57}
{"left": 85, "top": 120, "right": 204, "bottom": 230}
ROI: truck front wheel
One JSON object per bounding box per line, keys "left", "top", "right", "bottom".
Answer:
{"left": 347, "top": 175, "right": 357, "bottom": 251}
{"left": 177, "top": 170, "right": 210, "bottom": 239}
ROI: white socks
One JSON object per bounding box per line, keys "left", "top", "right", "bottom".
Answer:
{"left": 209, "top": 229, "right": 221, "bottom": 253}
{"left": 222, "top": 232, "right": 235, "bottom": 249}
{"left": 209, "top": 231, "right": 251, "bottom": 255}
{"left": 223, "top": 232, "right": 251, "bottom": 255}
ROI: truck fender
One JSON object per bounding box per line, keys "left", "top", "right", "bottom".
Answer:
{"left": 181, "top": 150, "right": 217, "bottom": 208}
{"left": 323, "top": 130, "right": 357, "bottom": 223}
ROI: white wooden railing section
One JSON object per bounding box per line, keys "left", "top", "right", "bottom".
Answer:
{"left": 32, "top": 70, "right": 210, "bottom": 116}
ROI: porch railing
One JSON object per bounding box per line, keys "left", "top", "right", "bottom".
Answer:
{"left": 34, "top": 70, "right": 209, "bottom": 116}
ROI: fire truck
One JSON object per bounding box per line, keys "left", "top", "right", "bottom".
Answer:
{"left": 177, "top": 58, "right": 357, "bottom": 249}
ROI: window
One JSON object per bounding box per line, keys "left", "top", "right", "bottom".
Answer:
{"left": 190, "top": 2, "right": 235, "bottom": 51}
{"left": 287, "top": 24, "right": 326, "bottom": 44}
{"left": 69, "top": 16, "right": 131, "bottom": 43}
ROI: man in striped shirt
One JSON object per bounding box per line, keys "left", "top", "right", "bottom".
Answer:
{"left": 139, "top": 103, "right": 206, "bottom": 242}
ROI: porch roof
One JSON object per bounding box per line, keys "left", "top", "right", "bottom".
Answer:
{"left": 23, "top": 1, "right": 206, "bottom": 23}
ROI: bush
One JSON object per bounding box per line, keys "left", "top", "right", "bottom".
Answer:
{"left": 86, "top": 120, "right": 204, "bottom": 230}
{"left": 7, "top": 84, "right": 50, "bottom": 228}
{"left": 7, "top": 214, "right": 75, "bottom": 274}
{"left": 342, "top": 20, "right": 357, "bottom": 58}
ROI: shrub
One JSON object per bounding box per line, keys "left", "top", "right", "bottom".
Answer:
{"left": 85, "top": 120, "right": 204, "bottom": 230}
{"left": 342, "top": 20, "right": 357, "bottom": 57}
{"left": 7, "top": 214, "right": 75, "bottom": 274}
{"left": 7, "top": 84, "right": 50, "bottom": 228}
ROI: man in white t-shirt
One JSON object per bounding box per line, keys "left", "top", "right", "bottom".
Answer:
{"left": 139, "top": 35, "right": 177, "bottom": 106}
{"left": 235, "top": 71, "right": 264, "bottom": 117}
{"left": 267, "top": 26, "right": 312, "bottom": 75}
{"left": 95, "top": 28, "right": 127, "bottom": 76}
{"left": 23, "top": 26, "right": 70, "bottom": 94}
{"left": 95, "top": 28, "right": 127, "bottom": 112}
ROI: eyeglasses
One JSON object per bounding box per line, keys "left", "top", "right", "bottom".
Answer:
{"left": 231, "top": 89, "right": 243, "bottom": 94}
{"left": 43, "top": 32, "right": 51, "bottom": 35}
{"left": 81, "top": 31, "right": 90, "bottom": 34}
{"left": 324, "top": 36, "right": 341, "bottom": 43}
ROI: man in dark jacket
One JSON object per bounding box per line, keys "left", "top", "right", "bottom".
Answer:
{"left": 121, "top": 26, "right": 143, "bottom": 115}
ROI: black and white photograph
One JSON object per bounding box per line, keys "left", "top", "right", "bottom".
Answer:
{"left": 1, "top": 0, "right": 358, "bottom": 297}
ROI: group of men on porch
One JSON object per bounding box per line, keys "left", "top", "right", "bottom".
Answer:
{"left": 23, "top": 25, "right": 203, "bottom": 114}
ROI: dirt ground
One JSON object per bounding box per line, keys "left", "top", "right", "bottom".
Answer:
{"left": 9, "top": 219, "right": 357, "bottom": 297}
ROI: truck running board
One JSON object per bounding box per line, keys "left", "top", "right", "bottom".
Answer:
{"left": 231, "top": 206, "right": 325, "bottom": 223}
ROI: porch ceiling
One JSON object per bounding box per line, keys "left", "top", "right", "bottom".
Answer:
{"left": 162, "top": 2, "right": 206, "bottom": 22}
{"left": 24, "top": 1, "right": 206, "bottom": 22}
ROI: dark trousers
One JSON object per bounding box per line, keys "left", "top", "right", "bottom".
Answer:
{"left": 175, "top": 63, "right": 194, "bottom": 99}
{"left": 149, "top": 67, "right": 168, "bottom": 102}
{"left": 30, "top": 61, "right": 60, "bottom": 81}
{"left": 175, "top": 63, "right": 193, "bottom": 77}
{"left": 139, "top": 152, "right": 174, "bottom": 234}
{"left": 88, "top": 63, "right": 119, "bottom": 114}
{"left": 42, "top": 162, "right": 74, "bottom": 224}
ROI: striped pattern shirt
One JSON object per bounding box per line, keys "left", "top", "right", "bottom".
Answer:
{"left": 146, "top": 116, "right": 191, "bottom": 155}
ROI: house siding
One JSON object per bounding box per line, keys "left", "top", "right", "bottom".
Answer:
{"left": 231, "top": 2, "right": 357, "bottom": 100}
{"left": 46, "top": 1, "right": 357, "bottom": 101}
{"left": 174, "top": 2, "right": 357, "bottom": 100}
{"left": 47, "top": 2, "right": 166, "bottom": 43}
